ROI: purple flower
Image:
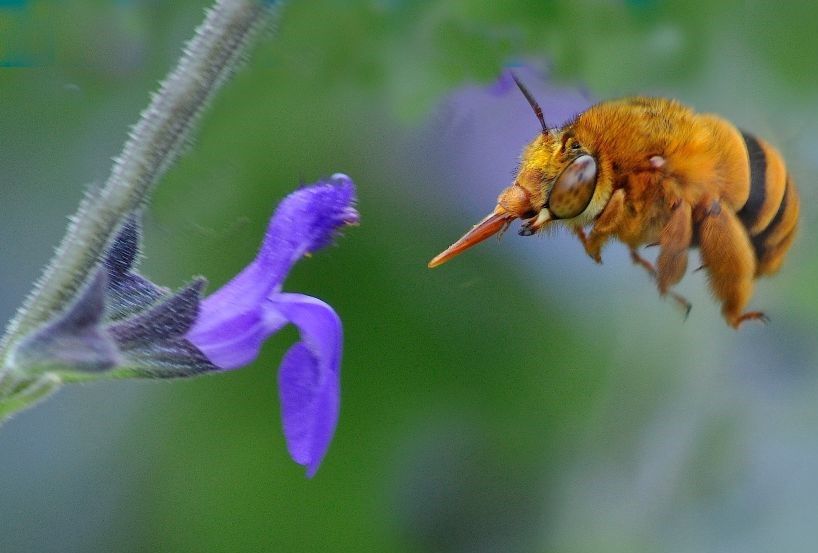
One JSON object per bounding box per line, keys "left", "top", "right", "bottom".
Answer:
{"left": 188, "top": 174, "right": 358, "bottom": 477}
{"left": 13, "top": 174, "right": 357, "bottom": 476}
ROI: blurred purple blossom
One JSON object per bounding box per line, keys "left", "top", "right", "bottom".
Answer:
{"left": 188, "top": 174, "right": 358, "bottom": 477}
{"left": 429, "top": 65, "right": 592, "bottom": 215}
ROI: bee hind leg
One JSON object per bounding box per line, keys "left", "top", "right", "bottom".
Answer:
{"left": 735, "top": 311, "right": 770, "bottom": 325}
{"left": 697, "top": 200, "right": 763, "bottom": 328}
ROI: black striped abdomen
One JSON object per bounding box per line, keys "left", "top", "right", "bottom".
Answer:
{"left": 736, "top": 132, "right": 800, "bottom": 276}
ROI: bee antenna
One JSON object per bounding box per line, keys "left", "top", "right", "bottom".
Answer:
{"left": 510, "top": 71, "right": 548, "bottom": 135}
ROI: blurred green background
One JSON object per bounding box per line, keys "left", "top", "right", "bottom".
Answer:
{"left": 2, "top": 1, "right": 818, "bottom": 552}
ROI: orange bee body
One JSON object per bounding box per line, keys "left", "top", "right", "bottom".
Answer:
{"left": 429, "top": 80, "right": 799, "bottom": 328}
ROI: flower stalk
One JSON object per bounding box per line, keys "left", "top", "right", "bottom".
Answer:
{"left": 0, "top": 0, "right": 281, "bottom": 415}
{"left": 0, "top": 0, "right": 280, "bottom": 361}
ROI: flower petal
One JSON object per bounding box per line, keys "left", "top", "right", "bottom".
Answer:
{"left": 272, "top": 293, "right": 342, "bottom": 478}
{"left": 256, "top": 173, "right": 358, "bottom": 292}
{"left": 187, "top": 175, "right": 357, "bottom": 371}
{"left": 187, "top": 173, "right": 358, "bottom": 369}
{"left": 187, "top": 309, "right": 286, "bottom": 369}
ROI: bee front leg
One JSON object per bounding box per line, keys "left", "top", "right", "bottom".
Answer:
{"left": 576, "top": 188, "right": 626, "bottom": 264}
{"left": 574, "top": 227, "right": 603, "bottom": 263}
{"left": 697, "top": 200, "right": 766, "bottom": 328}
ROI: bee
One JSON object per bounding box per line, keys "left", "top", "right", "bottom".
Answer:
{"left": 428, "top": 75, "right": 800, "bottom": 328}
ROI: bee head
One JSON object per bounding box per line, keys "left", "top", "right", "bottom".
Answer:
{"left": 427, "top": 74, "right": 598, "bottom": 268}
{"left": 511, "top": 130, "right": 598, "bottom": 230}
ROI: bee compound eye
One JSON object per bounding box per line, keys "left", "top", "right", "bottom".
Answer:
{"left": 548, "top": 155, "right": 598, "bottom": 219}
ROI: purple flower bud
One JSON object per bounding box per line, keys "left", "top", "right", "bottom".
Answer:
{"left": 188, "top": 174, "right": 357, "bottom": 477}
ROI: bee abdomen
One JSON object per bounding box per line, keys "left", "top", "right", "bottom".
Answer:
{"left": 751, "top": 174, "right": 800, "bottom": 276}
{"left": 736, "top": 131, "right": 800, "bottom": 276}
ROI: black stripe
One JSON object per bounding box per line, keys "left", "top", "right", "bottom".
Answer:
{"left": 737, "top": 131, "right": 767, "bottom": 231}
{"left": 751, "top": 176, "right": 789, "bottom": 258}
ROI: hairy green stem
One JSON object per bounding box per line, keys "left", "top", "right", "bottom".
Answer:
{"left": 0, "top": 374, "right": 62, "bottom": 424}
{"left": 0, "top": 0, "right": 280, "bottom": 364}
{"left": 0, "top": 0, "right": 281, "bottom": 420}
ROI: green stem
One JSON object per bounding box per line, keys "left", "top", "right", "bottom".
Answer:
{"left": 0, "top": 0, "right": 280, "bottom": 365}
{"left": 0, "top": 374, "right": 62, "bottom": 425}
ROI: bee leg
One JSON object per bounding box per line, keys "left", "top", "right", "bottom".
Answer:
{"left": 629, "top": 248, "right": 657, "bottom": 273}
{"left": 697, "top": 200, "right": 762, "bottom": 328}
{"left": 593, "top": 188, "right": 626, "bottom": 234}
{"left": 577, "top": 189, "right": 626, "bottom": 264}
{"left": 657, "top": 201, "right": 692, "bottom": 294}
{"left": 629, "top": 248, "right": 692, "bottom": 319}
{"left": 735, "top": 311, "right": 771, "bottom": 325}
{"left": 575, "top": 227, "right": 603, "bottom": 263}
{"left": 519, "top": 208, "right": 552, "bottom": 236}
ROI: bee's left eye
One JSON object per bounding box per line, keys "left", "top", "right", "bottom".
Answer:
{"left": 548, "top": 155, "right": 597, "bottom": 219}
{"left": 571, "top": 142, "right": 582, "bottom": 150}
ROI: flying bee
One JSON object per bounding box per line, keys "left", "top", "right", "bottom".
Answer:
{"left": 428, "top": 75, "right": 800, "bottom": 328}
